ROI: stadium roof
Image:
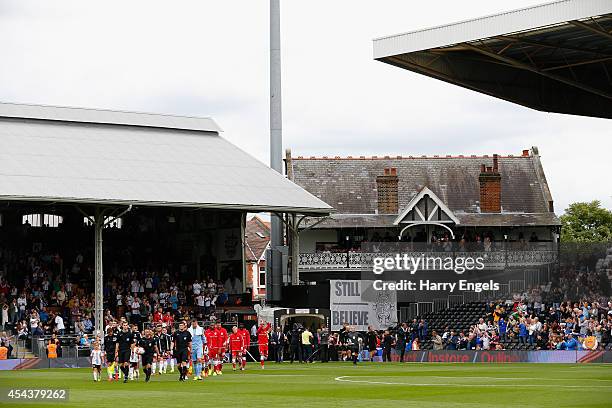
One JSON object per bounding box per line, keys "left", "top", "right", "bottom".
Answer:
{"left": 0, "top": 102, "right": 332, "bottom": 214}
{"left": 373, "top": 0, "right": 612, "bottom": 119}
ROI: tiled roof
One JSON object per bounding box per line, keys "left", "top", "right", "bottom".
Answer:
{"left": 245, "top": 216, "right": 270, "bottom": 262}
{"left": 289, "top": 149, "right": 560, "bottom": 227}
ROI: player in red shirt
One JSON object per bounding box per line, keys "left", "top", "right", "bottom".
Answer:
{"left": 215, "top": 323, "right": 229, "bottom": 375}
{"left": 237, "top": 323, "right": 250, "bottom": 370}
{"left": 257, "top": 322, "right": 271, "bottom": 369}
{"left": 228, "top": 326, "right": 244, "bottom": 371}
{"left": 205, "top": 324, "right": 218, "bottom": 376}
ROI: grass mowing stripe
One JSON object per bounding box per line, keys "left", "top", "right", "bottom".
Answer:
{"left": 0, "top": 363, "right": 610, "bottom": 408}
{"left": 334, "top": 376, "right": 612, "bottom": 388}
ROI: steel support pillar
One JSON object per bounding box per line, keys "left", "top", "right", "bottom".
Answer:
{"left": 94, "top": 209, "right": 104, "bottom": 337}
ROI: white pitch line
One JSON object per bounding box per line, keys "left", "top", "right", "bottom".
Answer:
{"left": 334, "top": 376, "right": 612, "bottom": 388}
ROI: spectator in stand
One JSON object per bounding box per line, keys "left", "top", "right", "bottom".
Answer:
{"left": 498, "top": 317, "right": 507, "bottom": 342}
{"left": 82, "top": 315, "right": 93, "bottom": 333}
{"left": 8, "top": 300, "right": 18, "bottom": 326}
{"left": 528, "top": 317, "right": 542, "bottom": 345}
{"left": 53, "top": 312, "right": 65, "bottom": 335}
{"left": 418, "top": 319, "right": 428, "bottom": 341}
{"left": 29, "top": 310, "right": 43, "bottom": 337}
{"left": 130, "top": 297, "right": 141, "bottom": 325}
{"left": 1, "top": 304, "right": 8, "bottom": 329}
{"left": 477, "top": 318, "right": 487, "bottom": 333}
{"left": 446, "top": 330, "right": 458, "bottom": 350}
{"left": 518, "top": 318, "right": 528, "bottom": 345}
{"left": 431, "top": 330, "right": 443, "bottom": 350}
{"left": 162, "top": 311, "right": 174, "bottom": 328}
{"left": 559, "top": 334, "right": 579, "bottom": 351}
{"left": 17, "top": 293, "right": 27, "bottom": 320}
{"left": 16, "top": 321, "right": 28, "bottom": 340}
{"left": 152, "top": 307, "right": 163, "bottom": 323}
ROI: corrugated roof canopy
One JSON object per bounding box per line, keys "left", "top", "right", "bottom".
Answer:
{"left": 0, "top": 103, "right": 331, "bottom": 214}
{"left": 374, "top": 0, "right": 612, "bottom": 119}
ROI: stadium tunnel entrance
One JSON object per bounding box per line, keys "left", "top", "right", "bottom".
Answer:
{"left": 273, "top": 308, "right": 331, "bottom": 332}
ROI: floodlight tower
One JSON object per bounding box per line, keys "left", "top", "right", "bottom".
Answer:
{"left": 269, "top": 0, "right": 284, "bottom": 301}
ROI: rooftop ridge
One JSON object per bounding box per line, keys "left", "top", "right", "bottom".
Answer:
{"left": 292, "top": 152, "right": 530, "bottom": 160}
{"left": 0, "top": 101, "right": 222, "bottom": 133}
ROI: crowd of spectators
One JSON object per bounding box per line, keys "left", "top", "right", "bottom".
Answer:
{"left": 420, "top": 295, "right": 611, "bottom": 353}
{"left": 0, "top": 246, "right": 247, "bottom": 352}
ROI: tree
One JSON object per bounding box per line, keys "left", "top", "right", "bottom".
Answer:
{"left": 560, "top": 201, "right": 612, "bottom": 242}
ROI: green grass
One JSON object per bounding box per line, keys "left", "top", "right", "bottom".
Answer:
{"left": 0, "top": 362, "right": 611, "bottom": 407}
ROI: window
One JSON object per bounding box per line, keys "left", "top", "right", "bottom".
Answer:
{"left": 23, "top": 214, "right": 63, "bottom": 228}
{"left": 83, "top": 216, "right": 123, "bottom": 228}
{"left": 43, "top": 214, "right": 63, "bottom": 227}
{"left": 259, "top": 265, "right": 266, "bottom": 288}
{"left": 23, "top": 214, "right": 41, "bottom": 227}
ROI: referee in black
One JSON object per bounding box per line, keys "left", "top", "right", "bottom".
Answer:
{"left": 115, "top": 322, "right": 135, "bottom": 383}
{"left": 346, "top": 326, "right": 360, "bottom": 365}
{"left": 172, "top": 321, "right": 192, "bottom": 381}
{"left": 139, "top": 329, "right": 159, "bottom": 382}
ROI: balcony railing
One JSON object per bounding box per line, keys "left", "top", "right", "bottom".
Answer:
{"left": 298, "top": 250, "right": 558, "bottom": 271}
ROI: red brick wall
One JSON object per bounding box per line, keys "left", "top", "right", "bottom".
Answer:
{"left": 479, "top": 173, "right": 501, "bottom": 212}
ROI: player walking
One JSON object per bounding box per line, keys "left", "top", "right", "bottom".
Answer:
{"left": 216, "top": 323, "right": 228, "bottom": 375}
{"left": 257, "top": 322, "right": 271, "bottom": 369}
{"left": 188, "top": 319, "right": 206, "bottom": 380}
{"left": 115, "top": 322, "right": 136, "bottom": 383}
{"left": 172, "top": 321, "right": 192, "bottom": 381}
{"left": 237, "top": 323, "right": 250, "bottom": 370}
{"left": 205, "top": 324, "right": 218, "bottom": 376}
{"left": 228, "top": 326, "right": 244, "bottom": 371}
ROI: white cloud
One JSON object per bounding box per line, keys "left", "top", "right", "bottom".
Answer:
{"left": 0, "top": 0, "right": 610, "bottom": 214}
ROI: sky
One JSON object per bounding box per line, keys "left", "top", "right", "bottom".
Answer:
{"left": 0, "top": 0, "right": 610, "bottom": 215}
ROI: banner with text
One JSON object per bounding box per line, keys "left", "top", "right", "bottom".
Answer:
{"left": 330, "top": 279, "right": 397, "bottom": 331}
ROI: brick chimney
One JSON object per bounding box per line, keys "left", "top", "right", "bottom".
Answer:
{"left": 479, "top": 154, "right": 501, "bottom": 213}
{"left": 376, "top": 168, "right": 399, "bottom": 214}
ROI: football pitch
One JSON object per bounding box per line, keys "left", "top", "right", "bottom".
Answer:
{"left": 0, "top": 363, "right": 611, "bottom": 407}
